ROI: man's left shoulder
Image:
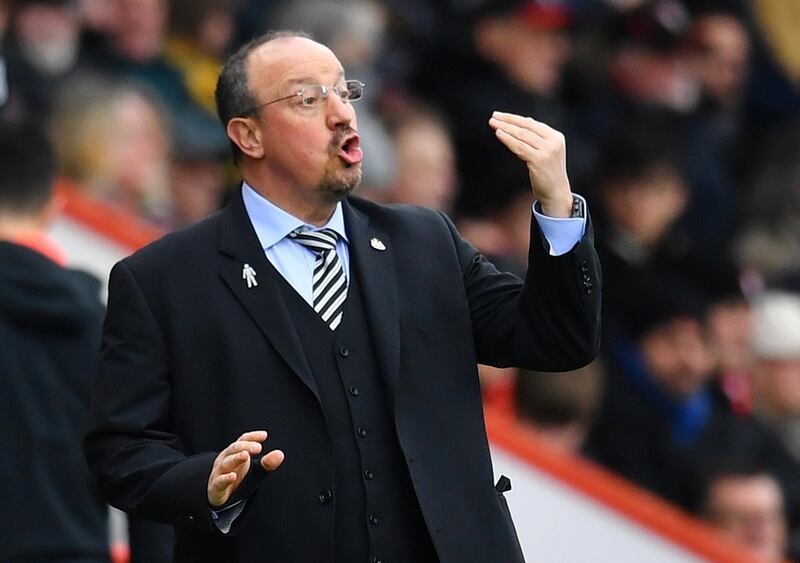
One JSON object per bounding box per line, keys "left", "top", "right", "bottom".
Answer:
{"left": 346, "top": 196, "right": 452, "bottom": 234}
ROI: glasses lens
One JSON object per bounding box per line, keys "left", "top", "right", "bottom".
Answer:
{"left": 345, "top": 80, "right": 364, "bottom": 101}
{"left": 301, "top": 85, "right": 325, "bottom": 106}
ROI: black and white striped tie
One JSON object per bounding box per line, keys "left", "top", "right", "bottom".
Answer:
{"left": 289, "top": 228, "right": 348, "bottom": 330}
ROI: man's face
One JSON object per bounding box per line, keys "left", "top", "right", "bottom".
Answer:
{"left": 706, "top": 475, "right": 786, "bottom": 562}
{"left": 640, "top": 317, "right": 715, "bottom": 399}
{"left": 247, "top": 38, "right": 362, "bottom": 205}
{"left": 753, "top": 358, "right": 800, "bottom": 420}
{"left": 603, "top": 166, "right": 687, "bottom": 247}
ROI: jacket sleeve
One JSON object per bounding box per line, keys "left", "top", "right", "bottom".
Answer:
{"left": 442, "top": 211, "right": 602, "bottom": 371}
{"left": 84, "top": 260, "right": 219, "bottom": 532}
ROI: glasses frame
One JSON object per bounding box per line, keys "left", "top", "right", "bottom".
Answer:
{"left": 241, "top": 79, "right": 365, "bottom": 116}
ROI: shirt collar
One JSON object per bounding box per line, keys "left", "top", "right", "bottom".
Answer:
{"left": 241, "top": 182, "right": 348, "bottom": 250}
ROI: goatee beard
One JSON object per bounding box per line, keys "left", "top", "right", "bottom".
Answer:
{"left": 317, "top": 172, "right": 361, "bottom": 203}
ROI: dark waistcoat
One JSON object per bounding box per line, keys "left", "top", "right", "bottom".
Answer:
{"left": 276, "top": 263, "right": 438, "bottom": 563}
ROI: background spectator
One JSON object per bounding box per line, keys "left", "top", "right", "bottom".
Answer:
{"left": 700, "top": 461, "right": 788, "bottom": 562}
{"left": 0, "top": 120, "right": 109, "bottom": 562}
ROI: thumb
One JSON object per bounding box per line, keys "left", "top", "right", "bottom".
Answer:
{"left": 261, "top": 449, "right": 285, "bottom": 471}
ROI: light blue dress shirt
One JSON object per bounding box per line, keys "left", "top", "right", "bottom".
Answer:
{"left": 241, "top": 181, "right": 587, "bottom": 300}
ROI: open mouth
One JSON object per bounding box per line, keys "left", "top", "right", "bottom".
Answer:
{"left": 337, "top": 134, "right": 363, "bottom": 165}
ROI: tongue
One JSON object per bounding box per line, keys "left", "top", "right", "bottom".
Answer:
{"left": 339, "top": 144, "right": 363, "bottom": 165}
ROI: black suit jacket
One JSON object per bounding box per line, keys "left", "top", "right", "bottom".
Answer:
{"left": 85, "top": 190, "right": 601, "bottom": 562}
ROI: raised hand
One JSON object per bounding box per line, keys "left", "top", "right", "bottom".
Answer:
{"left": 488, "top": 111, "right": 573, "bottom": 218}
{"left": 207, "top": 430, "right": 285, "bottom": 507}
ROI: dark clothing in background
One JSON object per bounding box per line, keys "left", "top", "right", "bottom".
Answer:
{"left": 0, "top": 241, "right": 109, "bottom": 562}
{"left": 586, "top": 337, "right": 800, "bottom": 524}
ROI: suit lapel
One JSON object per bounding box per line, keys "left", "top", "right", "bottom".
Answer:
{"left": 344, "top": 200, "right": 401, "bottom": 406}
{"left": 218, "top": 189, "right": 319, "bottom": 402}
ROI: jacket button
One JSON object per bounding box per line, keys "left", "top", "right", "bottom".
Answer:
{"left": 369, "top": 514, "right": 379, "bottom": 525}
{"left": 358, "top": 427, "right": 368, "bottom": 438}
{"left": 339, "top": 346, "right": 350, "bottom": 358}
{"left": 349, "top": 386, "right": 360, "bottom": 397}
{"left": 580, "top": 261, "right": 589, "bottom": 273}
{"left": 318, "top": 489, "right": 333, "bottom": 504}
{"left": 364, "top": 468, "right": 375, "bottom": 480}
{"left": 371, "top": 558, "right": 382, "bottom": 563}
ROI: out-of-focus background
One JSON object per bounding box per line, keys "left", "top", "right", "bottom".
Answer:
{"left": 3, "top": 0, "right": 800, "bottom": 561}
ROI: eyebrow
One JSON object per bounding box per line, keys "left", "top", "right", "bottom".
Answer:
{"left": 283, "top": 70, "right": 345, "bottom": 89}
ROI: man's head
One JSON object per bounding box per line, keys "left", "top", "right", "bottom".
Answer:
{"left": 215, "top": 31, "right": 364, "bottom": 216}
{"left": 472, "top": 0, "right": 572, "bottom": 97}
{"left": 751, "top": 292, "right": 800, "bottom": 422}
{"left": 11, "top": 0, "right": 81, "bottom": 75}
{"left": 702, "top": 463, "right": 787, "bottom": 562}
{"left": 599, "top": 118, "right": 688, "bottom": 248}
{"left": 389, "top": 108, "right": 456, "bottom": 213}
{"left": 624, "top": 276, "right": 714, "bottom": 399}
{"left": 684, "top": 13, "right": 749, "bottom": 107}
{"left": 0, "top": 120, "right": 57, "bottom": 230}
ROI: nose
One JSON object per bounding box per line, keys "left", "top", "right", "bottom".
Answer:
{"left": 325, "top": 92, "right": 355, "bottom": 131}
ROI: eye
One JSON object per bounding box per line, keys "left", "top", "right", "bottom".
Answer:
{"left": 300, "top": 93, "right": 321, "bottom": 107}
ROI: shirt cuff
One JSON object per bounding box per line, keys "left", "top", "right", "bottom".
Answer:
{"left": 210, "top": 499, "right": 246, "bottom": 534}
{"left": 532, "top": 195, "right": 587, "bottom": 256}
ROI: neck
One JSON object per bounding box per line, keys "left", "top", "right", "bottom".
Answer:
{"left": 242, "top": 173, "right": 337, "bottom": 227}
{"left": 0, "top": 215, "right": 47, "bottom": 242}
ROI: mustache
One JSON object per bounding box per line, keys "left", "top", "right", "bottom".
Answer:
{"left": 329, "top": 126, "right": 358, "bottom": 151}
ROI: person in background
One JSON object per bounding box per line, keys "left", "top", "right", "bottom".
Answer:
{"left": 413, "top": 0, "right": 578, "bottom": 220}
{"left": 165, "top": 0, "right": 238, "bottom": 116}
{"left": 1, "top": 0, "right": 85, "bottom": 120}
{"left": 679, "top": 10, "right": 751, "bottom": 250}
{"left": 382, "top": 105, "right": 457, "bottom": 213}
{"left": 751, "top": 291, "right": 800, "bottom": 464}
{"left": 168, "top": 107, "right": 232, "bottom": 229}
{"left": 700, "top": 461, "right": 789, "bottom": 563}
{"left": 0, "top": 120, "right": 109, "bottom": 562}
{"left": 587, "top": 274, "right": 800, "bottom": 518}
{"left": 515, "top": 361, "right": 603, "bottom": 454}
{"left": 50, "top": 77, "right": 172, "bottom": 224}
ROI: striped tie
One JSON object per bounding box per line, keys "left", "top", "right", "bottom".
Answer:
{"left": 289, "top": 228, "right": 348, "bottom": 330}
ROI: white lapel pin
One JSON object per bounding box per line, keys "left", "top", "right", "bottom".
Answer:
{"left": 242, "top": 263, "right": 258, "bottom": 288}
{"left": 370, "top": 237, "right": 386, "bottom": 251}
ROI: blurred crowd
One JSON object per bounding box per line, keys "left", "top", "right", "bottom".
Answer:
{"left": 2, "top": 0, "right": 800, "bottom": 560}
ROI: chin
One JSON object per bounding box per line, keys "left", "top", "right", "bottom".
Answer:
{"left": 318, "top": 172, "right": 362, "bottom": 202}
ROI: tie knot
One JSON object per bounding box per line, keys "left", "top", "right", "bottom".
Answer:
{"left": 290, "top": 228, "right": 339, "bottom": 253}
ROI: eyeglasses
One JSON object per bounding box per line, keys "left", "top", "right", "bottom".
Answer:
{"left": 242, "top": 80, "right": 365, "bottom": 115}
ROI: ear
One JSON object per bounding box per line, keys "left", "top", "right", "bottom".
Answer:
{"left": 226, "top": 117, "right": 265, "bottom": 159}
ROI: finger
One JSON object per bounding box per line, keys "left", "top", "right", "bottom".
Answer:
{"left": 261, "top": 449, "right": 285, "bottom": 471}
{"left": 210, "top": 471, "right": 237, "bottom": 492}
{"left": 237, "top": 430, "right": 268, "bottom": 442}
{"left": 220, "top": 440, "right": 263, "bottom": 459}
{"left": 219, "top": 450, "right": 250, "bottom": 473}
{"left": 491, "top": 111, "right": 555, "bottom": 138}
{"left": 489, "top": 118, "right": 545, "bottom": 151}
{"left": 494, "top": 128, "right": 536, "bottom": 161}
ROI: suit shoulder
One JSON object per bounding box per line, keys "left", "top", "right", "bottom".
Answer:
{"left": 347, "top": 197, "right": 453, "bottom": 232}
